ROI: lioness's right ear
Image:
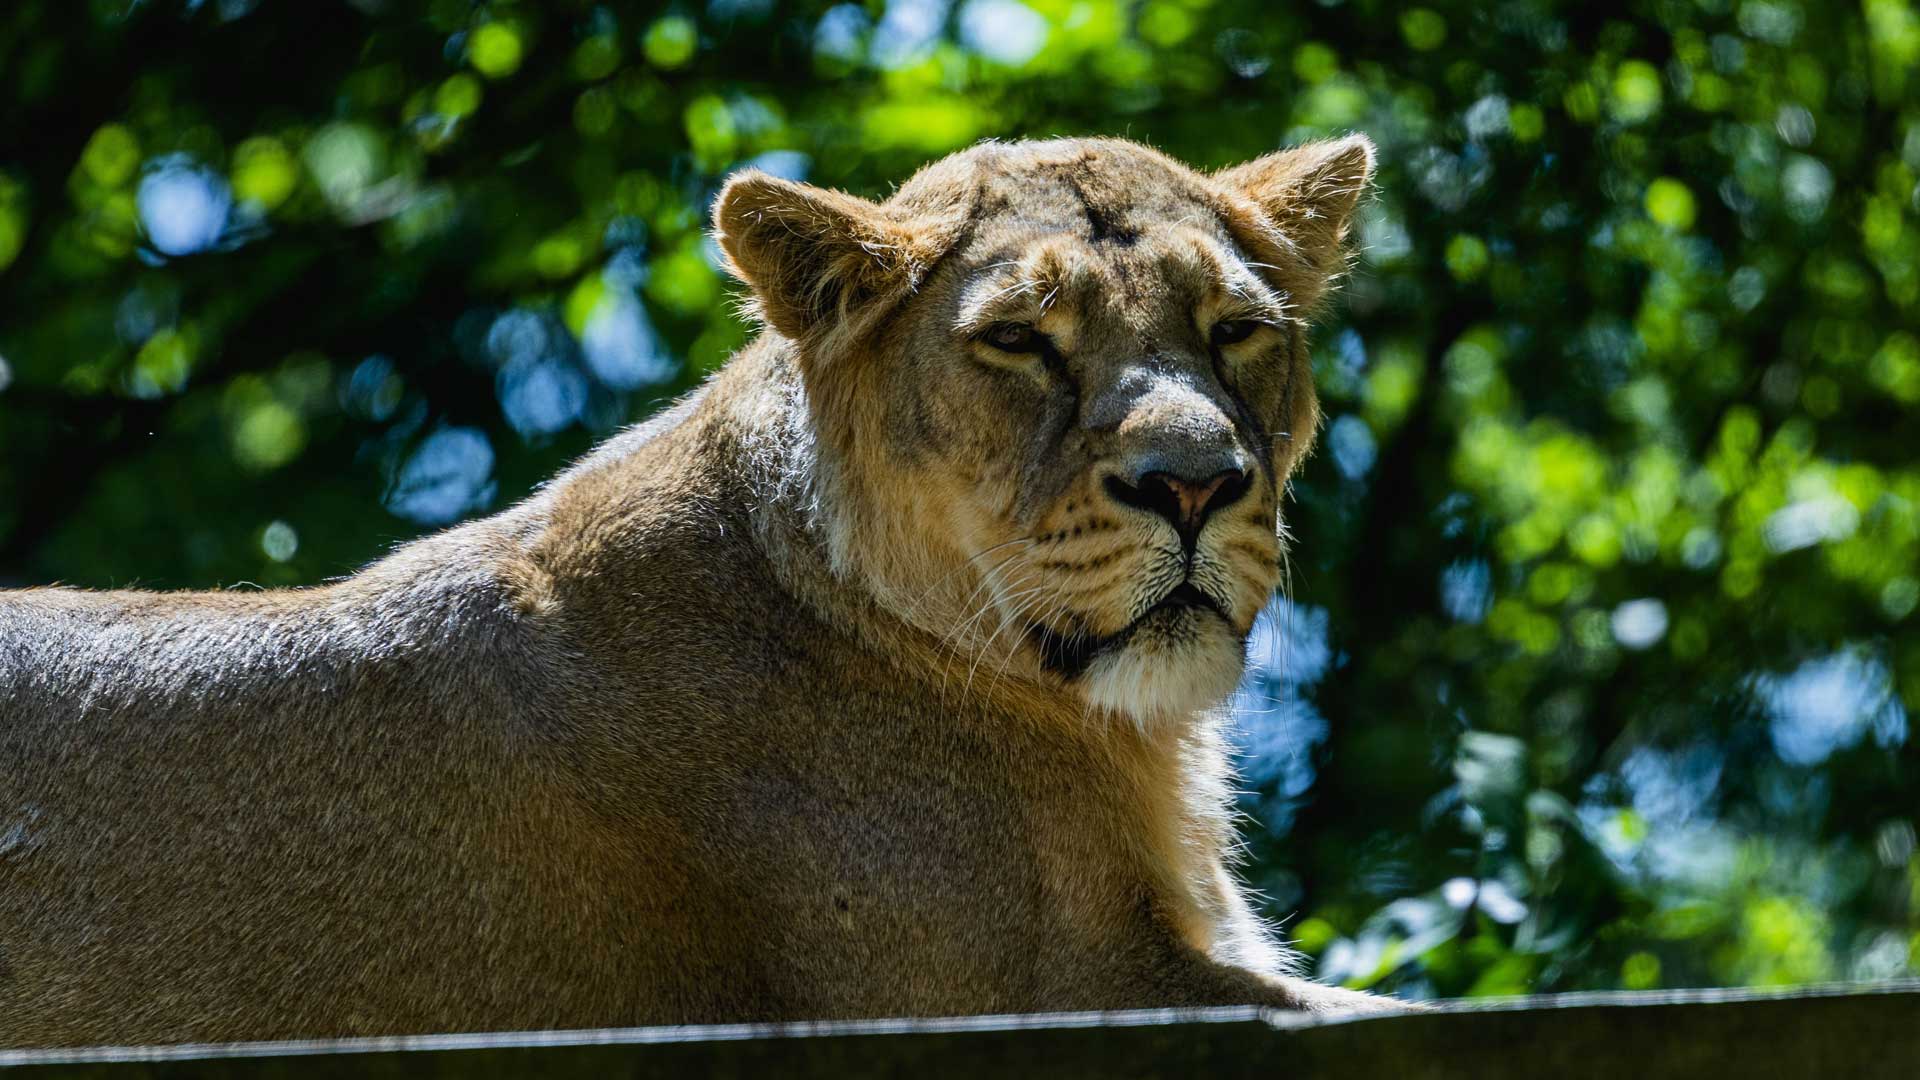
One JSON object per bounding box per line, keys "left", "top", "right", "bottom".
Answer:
{"left": 1214, "top": 135, "right": 1376, "bottom": 313}
{"left": 714, "top": 172, "right": 950, "bottom": 346}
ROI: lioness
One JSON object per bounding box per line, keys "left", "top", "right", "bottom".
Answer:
{"left": 0, "top": 135, "right": 1386, "bottom": 1046}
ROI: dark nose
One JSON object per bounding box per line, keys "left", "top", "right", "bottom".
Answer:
{"left": 1104, "top": 466, "right": 1251, "bottom": 544}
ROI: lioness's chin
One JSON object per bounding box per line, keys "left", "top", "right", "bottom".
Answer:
{"left": 1080, "top": 617, "right": 1248, "bottom": 723}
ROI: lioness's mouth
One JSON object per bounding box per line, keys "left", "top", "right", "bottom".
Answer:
{"left": 1028, "top": 582, "right": 1229, "bottom": 679}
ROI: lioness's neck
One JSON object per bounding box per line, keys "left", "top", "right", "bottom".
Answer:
{"left": 521, "top": 336, "right": 892, "bottom": 653}
{"left": 711, "top": 336, "right": 955, "bottom": 667}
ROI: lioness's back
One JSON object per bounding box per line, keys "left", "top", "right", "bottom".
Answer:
{"left": 0, "top": 531, "right": 669, "bottom": 1042}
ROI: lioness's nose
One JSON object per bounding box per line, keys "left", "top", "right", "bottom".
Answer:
{"left": 1105, "top": 465, "right": 1251, "bottom": 543}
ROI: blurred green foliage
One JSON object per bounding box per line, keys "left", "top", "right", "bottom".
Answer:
{"left": 1, "top": 0, "right": 1915, "bottom": 1000}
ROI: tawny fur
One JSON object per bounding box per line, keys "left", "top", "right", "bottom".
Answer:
{"left": 0, "top": 136, "right": 1390, "bottom": 1048}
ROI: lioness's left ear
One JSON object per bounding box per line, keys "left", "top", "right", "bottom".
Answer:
{"left": 1214, "top": 135, "right": 1376, "bottom": 308}
{"left": 714, "top": 171, "right": 954, "bottom": 347}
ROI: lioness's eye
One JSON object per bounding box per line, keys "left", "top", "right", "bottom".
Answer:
{"left": 981, "top": 323, "right": 1045, "bottom": 354}
{"left": 1210, "top": 320, "right": 1264, "bottom": 348}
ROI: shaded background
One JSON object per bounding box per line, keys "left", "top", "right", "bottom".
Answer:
{"left": 2, "top": 0, "right": 1915, "bottom": 1000}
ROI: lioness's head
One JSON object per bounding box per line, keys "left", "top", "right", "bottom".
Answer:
{"left": 716, "top": 136, "right": 1374, "bottom": 724}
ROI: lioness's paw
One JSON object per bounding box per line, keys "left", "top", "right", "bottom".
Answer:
{"left": 1277, "top": 978, "right": 1426, "bottom": 1017}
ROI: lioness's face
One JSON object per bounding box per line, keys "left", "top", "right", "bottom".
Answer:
{"left": 718, "top": 137, "right": 1374, "bottom": 722}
